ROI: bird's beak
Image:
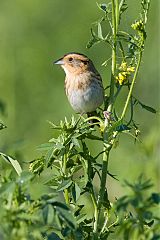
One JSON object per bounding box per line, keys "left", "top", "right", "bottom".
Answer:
{"left": 53, "top": 57, "right": 64, "bottom": 65}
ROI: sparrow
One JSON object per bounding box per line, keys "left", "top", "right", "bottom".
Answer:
{"left": 54, "top": 52, "right": 104, "bottom": 118}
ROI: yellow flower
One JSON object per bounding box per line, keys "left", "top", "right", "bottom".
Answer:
{"left": 119, "top": 62, "right": 127, "bottom": 71}
{"left": 127, "top": 66, "right": 135, "bottom": 72}
{"left": 131, "top": 20, "right": 144, "bottom": 32}
{"left": 116, "top": 61, "right": 135, "bottom": 85}
{"left": 116, "top": 72, "right": 127, "bottom": 85}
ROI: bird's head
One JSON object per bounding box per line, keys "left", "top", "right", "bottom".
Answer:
{"left": 54, "top": 52, "right": 96, "bottom": 75}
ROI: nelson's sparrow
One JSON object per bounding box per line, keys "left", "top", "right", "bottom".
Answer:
{"left": 54, "top": 53, "right": 104, "bottom": 116}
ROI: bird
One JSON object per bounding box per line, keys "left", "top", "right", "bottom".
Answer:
{"left": 54, "top": 52, "right": 104, "bottom": 119}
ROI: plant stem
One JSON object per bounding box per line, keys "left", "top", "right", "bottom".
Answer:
{"left": 115, "top": 0, "right": 119, "bottom": 33}
{"left": 121, "top": 51, "right": 142, "bottom": 120}
{"left": 98, "top": 149, "right": 110, "bottom": 207}
{"left": 107, "top": 0, "right": 117, "bottom": 113}
{"left": 93, "top": 1, "right": 119, "bottom": 237}
{"left": 63, "top": 153, "right": 69, "bottom": 204}
{"left": 100, "top": 0, "right": 118, "bottom": 205}
{"left": 92, "top": 191, "right": 98, "bottom": 232}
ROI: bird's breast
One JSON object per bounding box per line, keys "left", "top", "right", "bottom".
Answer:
{"left": 65, "top": 73, "right": 91, "bottom": 94}
{"left": 65, "top": 73, "right": 104, "bottom": 113}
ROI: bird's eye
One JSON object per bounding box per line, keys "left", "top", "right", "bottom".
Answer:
{"left": 83, "top": 61, "right": 88, "bottom": 65}
{"left": 68, "top": 57, "right": 73, "bottom": 62}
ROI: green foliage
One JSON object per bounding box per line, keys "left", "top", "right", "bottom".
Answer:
{"left": 114, "top": 177, "right": 160, "bottom": 239}
{"left": 0, "top": 171, "right": 77, "bottom": 240}
{"left": 0, "top": 152, "right": 22, "bottom": 176}
{"left": 0, "top": 0, "right": 159, "bottom": 240}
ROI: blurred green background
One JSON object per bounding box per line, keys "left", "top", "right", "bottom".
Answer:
{"left": 0, "top": 0, "right": 159, "bottom": 197}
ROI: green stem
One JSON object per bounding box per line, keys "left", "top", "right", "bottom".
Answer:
{"left": 63, "top": 153, "right": 69, "bottom": 204}
{"left": 120, "top": 51, "right": 142, "bottom": 120}
{"left": 115, "top": 0, "right": 119, "bottom": 33}
{"left": 107, "top": 0, "right": 117, "bottom": 113}
{"left": 93, "top": 1, "right": 118, "bottom": 237}
{"left": 92, "top": 191, "right": 98, "bottom": 233}
{"left": 98, "top": 149, "right": 110, "bottom": 207}
{"left": 99, "top": 0, "right": 118, "bottom": 210}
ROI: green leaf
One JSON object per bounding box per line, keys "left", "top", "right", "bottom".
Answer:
{"left": 43, "top": 204, "right": 49, "bottom": 224}
{"left": 72, "top": 182, "right": 81, "bottom": 202}
{"left": 0, "top": 152, "right": 22, "bottom": 176}
{"left": 0, "top": 182, "right": 16, "bottom": 196}
{"left": 119, "top": 0, "right": 128, "bottom": 23}
{"left": 37, "top": 143, "right": 54, "bottom": 151}
{"left": 86, "top": 134, "right": 103, "bottom": 141}
{"left": 105, "top": 120, "right": 123, "bottom": 139}
{"left": 57, "top": 179, "right": 72, "bottom": 192}
{"left": 47, "top": 233, "right": 61, "bottom": 240}
{"left": 43, "top": 204, "right": 54, "bottom": 224}
{"left": 18, "top": 171, "right": 34, "bottom": 183}
{"left": 51, "top": 201, "right": 70, "bottom": 210}
{"left": 86, "top": 28, "right": 101, "bottom": 49}
{"left": 44, "top": 178, "right": 59, "bottom": 189}
{"left": 98, "top": 22, "right": 103, "bottom": 39}
{"left": 76, "top": 213, "right": 86, "bottom": 224}
{"left": 57, "top": 207, "right": 76, "bottom": 229}
{"left": 140, "top": 103, "right": 157, "bottom": 114}
{"left": 45, "top": 146, "right": 55, "bottom": 165}
{"left": 133, "top": 97, "right": 157, "bottom": 114}
{"left": 41, "top": 193, "right": 58, "bottom": 203}
{"left": 71, "top": 137, "right": 80, "bottom": 148}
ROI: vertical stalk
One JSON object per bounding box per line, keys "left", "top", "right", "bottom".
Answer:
{"left": 93, "top": 1, "right": 118, "bottom": 237}
{"left": 63, "top": 153, "right": 69, "bottom": 204}
{"left": 120, "top": 51, "right": 142, "bottom": 120}
{"left": 107, "top": 0, "right": 117, "bottom": 113}
{"left": 92, "top": 191, "right": 98, "bottom": 232}
{"left": 98, "top": 149, "right": 110, "bottom": 207}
